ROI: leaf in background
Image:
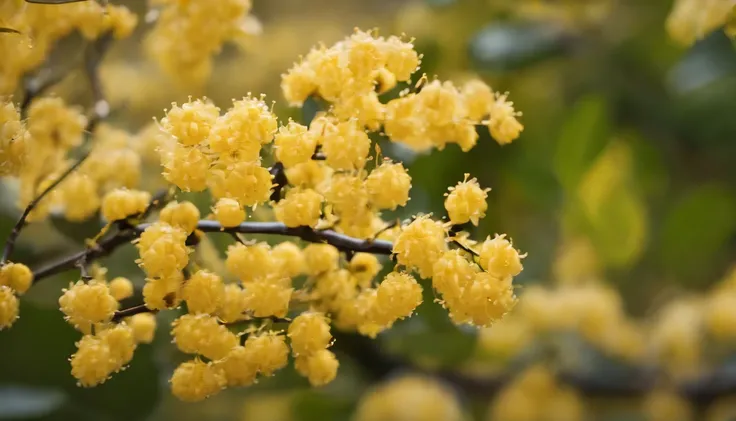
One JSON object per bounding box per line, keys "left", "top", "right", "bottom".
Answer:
{"left": 660, "top": 184, "right": 736, "bottom": 283}
{"left": 424, "top": 0, "right": 455, "bottom": 6}
{"left": 469, "top": 22, "right": 571, "bottom": 72}
{"left": 0, "top": 301, "right": 160, "bottom": 421}
{"left": 49, "top": 211, "right": 105, "bottom": 245}
{"left": 586, "top": 187, "right": 647, "bottom": 269}
{"left": 554, "top": 95, "right": 611, "bottom": 191}
{"left": 628, "top": 132, "right": 669, "bottom": 198}
{"left": 291, "top": 390, "right": 353, "bottom": 421}
{"left": 576, "top": 142, "right": 647, "bottom": 268}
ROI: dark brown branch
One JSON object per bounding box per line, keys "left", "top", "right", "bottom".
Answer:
{"left": 140, "top": 220, "right": 395, "bottom": 255}
{"left": 32, "top": 220, "right": 393, "bottom": 284}
{"left": 112, "top": 304, "right": 153, "bottom": 322}
{"left": 32, "top": 229, "right": 136, "bottom": 282}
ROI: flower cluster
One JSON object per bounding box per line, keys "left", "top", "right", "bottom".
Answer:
{"left": 489, "top": 365, "right": 586, "bottom": 421}
{"left": 666, "top": 0, "right": 736, "bottom": 46}
{"left": 5, "top": 99, "right": 149, "bottom": 223}
{"left": 282, "top": 29, "right": 523, "bottom": 150}
{"left": 0, "top": 262, "right": 32, "bottom": 329}
{"left": 0, "top": 1, "right": 136, "bottom": 95}
{"left": 145, "top": 0, "right": 260, "bottom": 85}
{"left": 58, "top": 276, "right": 157, "bottom": 386}
{"left": 0, "top": 100, "right": 27, "bottom": 177}
{"left": 353, "top": 374, "right": 465, "bottom": 421}
{"left": 0, "top": 8, "right": 526, "bottom": 403}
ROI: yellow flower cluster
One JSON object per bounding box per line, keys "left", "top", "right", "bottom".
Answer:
{"left": 282, "top": 29, "right": 523, "bottom": 150}
{"left": 0, "top": 1, "right": 136, "bottom": 95}
{"left": 489, "top": 365, "right": 586, "bottom": 421}
{"left": 8, "top": 101, "right": 146, "bottom": 223}
{"left": 517, "top": 283, "right": 644, "bottom": 361}
{"left": 394, "top": 197, "right": 523, "bottom": 327}
{"left": 168, "top": 304, "right": 293, "bottom": 400}
{"left": 444, "top": 174, "right": 489, "bottom": 226}
{"left": 0, "top": 100, "right": 27, "bottom": 176}
{"left": 146, "top": 0, "right": 259, "bottom": 85}
{"left": 666, "top": 0, "right": 735, "bottom": 46}
{"left": 0, "top": 17, "right": 526, "bottom": 404}
{"left": 353, "top": 374, "right": 465, "bottom": 421}
{"left": 70, "top": 323, "right": 138, "bottom": 387}
{"left": 289, "top": 312, "right": 339, "bottom": 386}
{"left": 56, "top": 275, "right": 157, "bottom": 387}
{"left": 0, "top": 262, "right": 32, "bottom": 329}
{"left": 135, "top": 222, "right": 191, "bottom": 308}
{"left": 642, "top": 388, "right": 694, "bottom": 421}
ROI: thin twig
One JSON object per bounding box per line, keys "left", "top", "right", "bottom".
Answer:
{"left": 112, "top": 304, "right": 154, "bottom": 322}
{"left": 31, "top": 229, "right": 136, "bottom": 282}
{"left": 450, "top": 239, "right": 479, "bottom": 257}
{"left": 1, "top": 151, "right": 92, "bottom": 265}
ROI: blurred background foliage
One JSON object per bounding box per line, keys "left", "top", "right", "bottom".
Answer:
{"left": 1, "top": 0, "right": 736, "bottom": 420}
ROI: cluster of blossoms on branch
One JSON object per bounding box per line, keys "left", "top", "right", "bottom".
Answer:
{"left": 666, "top": 0, "right": 736, "bottom": 46}
{"left": 145, "top": 0, "right": 260, "bottom": 85}
{"left": 0, "top": 0, "right": 136, "bottom": 95}
{"left": 0, "top": 2, "right": 525, "bottom": 403}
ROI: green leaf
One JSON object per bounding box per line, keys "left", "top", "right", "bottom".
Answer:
{"left": 660, "top": 184, "right": 736, "bottom": 283}
{"left": 554, "top": 95, "right": 611, "bottom": 191}
{"left": 586, "top": 186, "right": 647, "bottom": 268}
{"left": 291, "top": 390, "right": 353, "bottom": 421}
{"left": 49, "top": 212, "right": 105, "bottom": 245}
{"left": 574, "top": 141, "right": 647, "bottom": 268}
{"left": 469, "top": 23, "right": 571, "bottom": 71}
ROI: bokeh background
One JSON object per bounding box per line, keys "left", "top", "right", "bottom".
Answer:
{"left": 1, "top": 0, "right": 736, "bottom": 420}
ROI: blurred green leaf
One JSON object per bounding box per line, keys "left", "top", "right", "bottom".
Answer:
{"left": 424, "top": 0, "right": 455, "bottom": 7}
{"left": 49, "top": 212, "right": 105, "bottom": 245}
{"left": 660, "top": 184, "right": 736, "bottom": 282}
{"left": 470, "top": 23, "right": 570, "bottom": 71}
{"left": 291, "top": 390, "right": 353, "bottom": 421}
{"left": 554, "top": 95, "right": 611, "bottom": 191}
{"left": 587, "top": 187, "right": 647, "bottom": 269}
{"left": 570, "top": 141, "right": 647, "bottom": 268}
{"left": 628, "top": 133, "right": 669, "bottom": 197}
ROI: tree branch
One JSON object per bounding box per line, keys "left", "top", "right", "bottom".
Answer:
{"left": 31, "top": 229, "right": 136, "bottom": 282}
{"left": 112, "top": 304, "right": 154, "bottom": 322}
{"left": 180, "top": 220, "right": 393, "bottom": 255}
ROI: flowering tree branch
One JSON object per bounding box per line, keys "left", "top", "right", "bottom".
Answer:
{"left": 32, "top": 220, "right": 393, "bottom": 284}
{"left": 1, "top": 32, "right": 113, "bottom": 265}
